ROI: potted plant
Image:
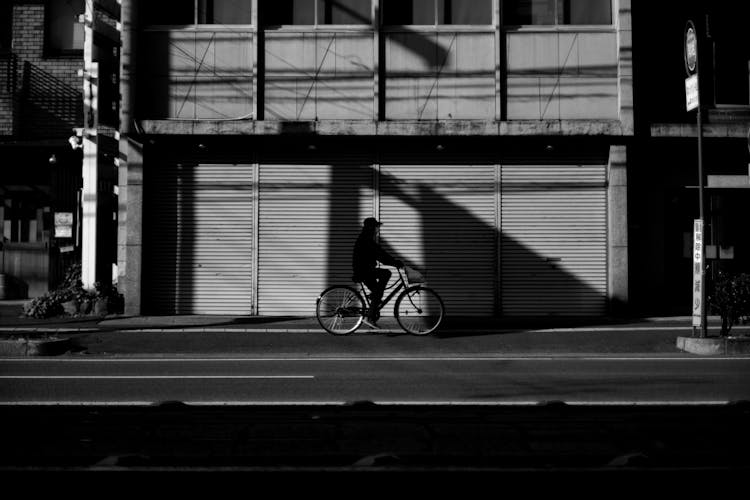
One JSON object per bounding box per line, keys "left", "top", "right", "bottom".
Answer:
{"left": 92, "top": 281, "right": 124, "bottom": 316}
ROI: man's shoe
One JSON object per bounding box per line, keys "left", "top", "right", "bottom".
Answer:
{"left": 362, "top": 317, "right": 380, "bottom": 329}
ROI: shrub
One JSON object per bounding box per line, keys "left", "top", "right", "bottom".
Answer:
{"left": 23, "top": 263, "right": 124, "bottom": 318}
{"left": 709, "top": 272, "right": 750, "bottom": 336}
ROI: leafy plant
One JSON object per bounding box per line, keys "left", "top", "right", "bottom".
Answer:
{"left": 93, "top": 281, "right": 124, "bottom": 315}
{"left": 23, "top": 263, "right": 123, "bottom": 318}
{"left": 709, "top": 272, "right": 750, "bottom": 336}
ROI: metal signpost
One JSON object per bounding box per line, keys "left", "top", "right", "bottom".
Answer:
{"left": 685, "top": 20, "right": 707, "bottom": 337}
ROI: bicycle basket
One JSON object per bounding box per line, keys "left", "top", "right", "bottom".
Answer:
{"left": 404, "top": 265, "right": 426, "bottom": 284}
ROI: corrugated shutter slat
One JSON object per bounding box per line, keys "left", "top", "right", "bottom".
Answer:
{"left": 501, "top": 164, "right": 607, "bottom": 316}
{"left": 144, "top": 163, "right": 254, "bottom": 315}
{"left": 257, "top": 164, "right": 373, "bottom": 316}
{"left": 380, "top": 165, "right": 496, "bottom": 316}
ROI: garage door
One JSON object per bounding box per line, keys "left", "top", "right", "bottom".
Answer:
{"left": 143, "top": 163, "right": 254, "bottom": 314}
{"left": 500, "top": 164, "right": 608, "bottom": 316}
{"left": 257, "top": 163, "right": 374, "bottom": 315}
{"left": 379, "top": 164, "right": 497, "bottom": 316}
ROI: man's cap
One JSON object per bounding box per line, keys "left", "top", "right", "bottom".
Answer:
{"left": 363, "top": 217, "right": 382, "bottom": 228}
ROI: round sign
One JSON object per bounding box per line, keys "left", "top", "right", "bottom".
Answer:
{"left": 685, "top": 21, "right": 697, "bottom": 75}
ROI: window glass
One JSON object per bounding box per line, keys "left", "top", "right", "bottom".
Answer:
{"left": 262, "top": 0, "right": 371, "bottom": 26}
{"left": 504, "top": 0, "right": 611, "bottom": 25}
{"left": 318, "top": 0, "right": 370, "bottom": 25}
{"left": 1, "top": 3, "right": 11, "bottom": 52}
{"left": 504, "top": 0, "right": 555, "bottom": 25}
{"left": 383, "top": 0, "right": 435, "bottom": 25}
{"left": 142, "top": 0, "right": 194, "bottom": 25}
{"left": 440, "top": 0, "right": 492, "bottom": 25}
{"left": 564, "top": 0, "right": 611, "bottom": 25}
{"left": 48, "top": 0, "right": 85, "bottom": 51}
{"left": 199, "top": 0, "right": 253, "bottom": 24}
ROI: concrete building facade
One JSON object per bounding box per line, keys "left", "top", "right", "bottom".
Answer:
{"left": 117, "top": 0, "right": 634, "bottom": 318}
{"left": 4, "top": 1, "right": 748, "bottom": 321}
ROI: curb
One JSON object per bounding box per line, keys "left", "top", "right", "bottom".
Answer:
{"left": 0, "top": 337, "right": 73, "bottom": 356}
{"left": 676, "top": 336, "right": 750, "bottom": 356}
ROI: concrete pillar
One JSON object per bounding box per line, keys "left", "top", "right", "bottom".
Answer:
{"left": 608, "top": 144, "right": 629, "bottom": 315}
{"left": 117, "top": 138, "right": 143, "bottom": 316}
{"left": 117, "top": 0, "right": 143, "bottom": 315}
{"left": 617, "top": 0, "right": 634, "bottom": 134}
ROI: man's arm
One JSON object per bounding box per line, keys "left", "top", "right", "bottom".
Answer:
{"left": 375, "top": 244, "right": 403, "bottom": 268}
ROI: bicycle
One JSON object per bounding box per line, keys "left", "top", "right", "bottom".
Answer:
{"left": 316, "top": 266, "right": 445, "bottom": 336}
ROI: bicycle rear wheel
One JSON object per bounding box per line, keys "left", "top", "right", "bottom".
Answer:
{"left": 395, "top": 286, "right": 445, "bottom": 335}
{"left": 316, "top": 286, "right": 365, "bottom": 335}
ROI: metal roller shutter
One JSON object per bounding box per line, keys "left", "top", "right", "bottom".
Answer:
{"left": 257, "top": 164, "right": 374, "bottom": 316}
{"left": 500, "top": 164, "right": 607, "bottom": 316}
{"left": 379, "top": 165, "right": 497, "bottom": 316}
{"left": 143, "top": 163, "right": 254, "bottom": 315}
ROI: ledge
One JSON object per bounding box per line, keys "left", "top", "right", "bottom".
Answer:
{"left": 650, "top": 122, "right": 750, "bottom": 138}
{"left": 0, "top": 336, "right": 72, "bottom": 357}
{"left": 139, "top": 119, "right": 628, "bottom": 137}
{"left": 676, "top": 335, "right": 750, "bottom": 356}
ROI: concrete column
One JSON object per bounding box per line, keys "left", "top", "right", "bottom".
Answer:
{"left": 617, "top": 0, "right": 634, "bottom": 134}
{"left": 117, "top": 138, "right": 143, "bottom": 316}
{"left": 117, "top": 0, "right": 143, "bottom": 315}
{"left": 608, "top": 144, "right": 629, "bottom": 315}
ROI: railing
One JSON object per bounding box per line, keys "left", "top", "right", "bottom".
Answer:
{"left": 20, "top": 61, "right": 83, "bottom": 137}
{"left": 0, "top": 53, "right": 19, "bottom": 135}
{"left": 139, "top": 26, "right": 622, "bottom": 122}
{"left": 0, "top": 52, "right": 18, "bottom": 94}
{"left": 140, "top": 27, "right": 256, "bottom": 120}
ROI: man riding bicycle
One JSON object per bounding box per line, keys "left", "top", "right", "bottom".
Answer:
{"left": 352, "top": 217, "right": 403, "bottom": 328}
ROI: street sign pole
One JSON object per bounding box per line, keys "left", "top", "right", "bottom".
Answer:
{"left": 697, "top": 103, "right": 707, "bottom": 338}
{"left": 685, "top": 20, "right": 707, "bottom": 338}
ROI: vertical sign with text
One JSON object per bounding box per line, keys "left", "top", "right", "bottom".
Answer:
{"left": 692, "top": 219, "right": 704, "bottom": 327}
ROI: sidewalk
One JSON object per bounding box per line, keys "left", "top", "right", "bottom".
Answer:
{"left": 1, "top": 299, "right": 749, "bottom": 357}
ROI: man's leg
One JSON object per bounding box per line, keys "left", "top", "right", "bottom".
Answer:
{"left": 371, "top": 268, "right": 391, "bottom": 321}
{"left": 362, "top": 275, "right": 380, "bottom": 322}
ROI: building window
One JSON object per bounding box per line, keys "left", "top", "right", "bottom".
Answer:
{"left": 504, "top": 0, "right": 612, "bottom": 26}
{"left": 47, "top": 0, "right": 85, "bottom": 53}
{"left": 1, "top": 3, "right": 11, "bottom": 53}
{"left": 261, "top": 0, "right": 371, "bottom": 26}
{"left": 382, "top": 0, "right": 492, "bottom": 25}
{"left": 709, "top": 6, "right": 750, "bottom": 106}
{"left": 143, "top": 0, "right": 253, "bottom": 26}
{"left": 2, "top": 201, "right": 38, "bottom": 244}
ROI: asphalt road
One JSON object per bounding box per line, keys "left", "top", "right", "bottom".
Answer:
{"left": 2, "top": 356, "right": 750, "bottom": 404}
{"left": 1, "top": 402, "right": 749, "bottom": 491}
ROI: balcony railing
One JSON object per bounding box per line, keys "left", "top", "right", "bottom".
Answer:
{"left": 139, "top": 26, "right": 621, "bottom": 122}
{"left": 0, "top": 53, "right": 19, "bottom": 135}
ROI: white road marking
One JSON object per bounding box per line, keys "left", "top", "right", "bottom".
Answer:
{"left": 0, "top": 400, "right": 734, "bottom": 406}
{"left": 0, "top": 375, "right": 314, "bottom": 379}
{"left": 3, "top": 356, "right": 750, "bottom": 362}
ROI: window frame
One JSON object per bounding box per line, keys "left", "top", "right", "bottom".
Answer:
{"left": 380, "top": 0, "right": 494, "bottom": 29}
{"left": 502, "top": 0, "right": 615, "bottom": 30}
{"left": 142, "top": 0, "right": 255, "bottom": 29}
{"left": 261, "top": 0, "right": 374, "bottom": 30}
{"left": 44, "top": 0, "right": 85, "bottom": 57}
{"left": 0, "top": 2, "right": 12, "bottom": 54}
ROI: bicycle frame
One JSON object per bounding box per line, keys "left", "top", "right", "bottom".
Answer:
{"left": 358, "top": 267, "right": 408, "bottom": 314}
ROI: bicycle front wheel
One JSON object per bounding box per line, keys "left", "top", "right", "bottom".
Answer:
{"left": 395, "top": 286, "right": 445, "bottom": 335}
{"left": 316, "top": 286, "right": 365, "bottom": 335}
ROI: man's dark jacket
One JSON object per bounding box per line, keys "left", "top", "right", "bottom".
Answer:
{"left": 352, "top": 232, "right": 399, "bottom": 281}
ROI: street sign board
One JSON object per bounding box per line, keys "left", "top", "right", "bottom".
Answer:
{"left": 54, "top": 212, "right": 73, "bottom": 238}
{"left": 692, "top": 219, "right": 704, "bottom": 328}
{"left": 685, "top": 22, "right": 697, "bottom": 74}
{"left": 685, "top": 74, "right": 699, "bottom": 111}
